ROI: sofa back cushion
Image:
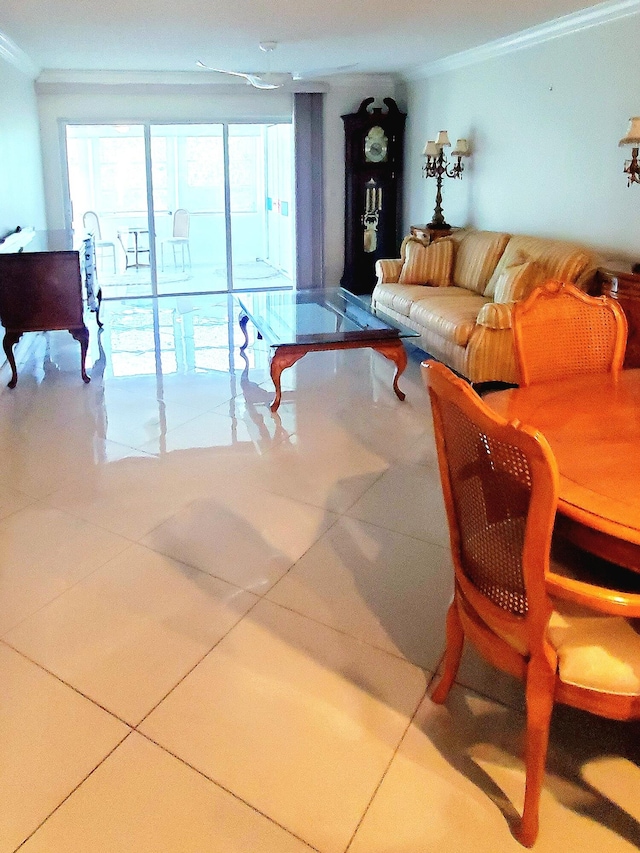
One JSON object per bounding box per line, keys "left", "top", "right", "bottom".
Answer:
{"left": 453, "top": 231, "right": 510, "bottom": 294}
{"left": 398, "top": 237, "right": 454, "bottom": 287}
{"left": 493, "top": 260, "right": 548, "bottom": 304}
{"left": 484, "top": 235, "right": 596, "bottom": 298}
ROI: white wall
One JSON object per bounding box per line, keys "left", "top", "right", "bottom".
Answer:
{"left": 404, "top": 13, "right": 640, "bottom": 263}
{"left": 0, "top": 61, "right": 46, "bottom": 237}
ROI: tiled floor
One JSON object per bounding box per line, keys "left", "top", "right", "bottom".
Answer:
{"left": 0, "top": 294, "right": 638, "bottom": 852}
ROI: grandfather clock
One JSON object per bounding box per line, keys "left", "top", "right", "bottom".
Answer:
{"left": 340, "top": 97, "right": 406, "bottom": 295}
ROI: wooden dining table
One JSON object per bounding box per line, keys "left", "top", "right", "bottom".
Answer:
{"left": 484, "top": 369, "right": 640, "bottom": 573}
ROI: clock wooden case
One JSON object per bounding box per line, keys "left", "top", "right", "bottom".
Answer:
{"left": 340, "top": 97, "right": 406, "bottom": 295}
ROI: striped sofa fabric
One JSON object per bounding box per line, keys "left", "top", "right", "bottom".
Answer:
{"left": 372, "top": 229, "right": 602, "bottom": 384}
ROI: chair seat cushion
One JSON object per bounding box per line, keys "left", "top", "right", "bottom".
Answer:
{"left": 548, "top": 601, "right": 640, "bottom": 696}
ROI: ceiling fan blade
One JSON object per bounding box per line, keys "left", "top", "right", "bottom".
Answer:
{"left": 196, "top": 62, "right": 252, "bottom": 81}
{"left": 196, "top": 62, "right": 284, "bottom": 89}
{"left": 293, "top": 64, "right": 358, "bottom": 80}
{"left": 246, "top": 74, "right": 286, "bottom": 90}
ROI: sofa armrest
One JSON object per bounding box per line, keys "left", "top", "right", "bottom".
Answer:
{"left": 375, "top": 259, "right": 403, "bottom": 285}
{"left": 476, "top": 302, "right": 514, "bottom": 330}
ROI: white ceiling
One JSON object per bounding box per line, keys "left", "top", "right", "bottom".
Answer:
{"left": 0, "top": 0, "right": 609, "bottom": 78}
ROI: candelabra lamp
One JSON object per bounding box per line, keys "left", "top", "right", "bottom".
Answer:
{"left": 620, "top": 117, "right": 640, "bottom": 186}
{"left": 422, "top": 131, "right": 469, "bottom": 229}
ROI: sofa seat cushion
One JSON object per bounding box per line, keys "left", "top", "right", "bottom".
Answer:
{"left": 485, "top": 235, "right": 595, "bottom": 297}
{"left": 409, "top": 291, "right": 489, "bottom": 347}
{"left": 398, "top": 237, "right": 454, "bottom": 287}
{"left": 373, "top": 283, "right": 443, "bottom": 317}
{"left": 453, "top": 231, "right": 510, "bottom": 294}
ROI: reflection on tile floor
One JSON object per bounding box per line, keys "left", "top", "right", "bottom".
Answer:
{"left": 0, "top": 294, "right": 638, "bottom": 852}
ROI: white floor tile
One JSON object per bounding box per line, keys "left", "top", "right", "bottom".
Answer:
{"left": 142, "top": 487, "right": 338, "bottom": 593}
{"left": 141, "top": 599, "right": 427, "bottom": 853}
{"left": 0, "top": 503, "right": 129, "bottom": 635}
{"left": 346, "top": 462, "right": 451, "bottom": 546}
{"left": 0, "top": 298, "right": 636, "bottom": 852}
{"left": 267, "top": 516, "right": 452, "bottom": 669}
{"left": 19, "top": 733, "right": 315, "bottom": 853}
{"left": 4, "top": 544, "right": 257, "bottom": 724}
{"left": 0, "top": 643, "right": 128, "bottom": 853}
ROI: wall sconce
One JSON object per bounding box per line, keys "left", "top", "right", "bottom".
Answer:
{"left": 619, "top": 117, "right": 640, "bottom": 186}
{"left": 422, "top": 131, "right": 470, "bottom": 228}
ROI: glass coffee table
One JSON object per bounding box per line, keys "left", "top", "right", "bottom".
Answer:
{"left": 236, "top": 288, "right": 419, "bottom": 411}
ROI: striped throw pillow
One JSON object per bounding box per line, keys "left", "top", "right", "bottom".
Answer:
{"left": 493, "top": 260, "right": 547, "bottom": 304}
{"left": 398, "top": 238, "right": 453, "bottom": 287}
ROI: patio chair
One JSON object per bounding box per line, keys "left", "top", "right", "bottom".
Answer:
{"left": 161, "top": 208, "right": 191, "bottom": 272}
{"left": 512, "top": 280, "right": 627, "bottom": 385}
{"left": 82, "top": 211, "right": 117, "bottom": 274}
{"left": 422, "top": 359, "right": 640, "bottom": 847}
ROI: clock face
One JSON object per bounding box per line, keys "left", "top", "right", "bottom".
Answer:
{"left": 364, "top": 126, "right": 388, "bottom": 163}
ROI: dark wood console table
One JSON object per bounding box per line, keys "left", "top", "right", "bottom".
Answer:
{"left": 0, "top": 228, "right": 101, "bottom": 388}
{"left": 598, "top": 266, "right": 640, "bottom": 368}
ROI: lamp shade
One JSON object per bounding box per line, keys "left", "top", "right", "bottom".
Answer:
{"left": 436, "top": 130, "right": 451, "bottom": 147}
{"left": 619, "top": 117, "right": 640, "bottom": 146}
{"left": 451, "top": 138, "right": 469, "bottom": 156}
{"left": 423, "top": 140, "right": 439, "bottom": 157}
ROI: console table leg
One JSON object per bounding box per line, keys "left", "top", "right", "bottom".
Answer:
{"left": 238, "top": 312, "right": 250, "bottom": 351}
{"left": 373, "top": 340, "right": 408, "bottom": 401}
{"left": 3, "top": 331, "right": 22, "bottom": 388}
{"left": 70, "top": 325, "right": 91, "bottom": 383}
{"left": 95, "top": 287, "right": 104, "bottom": 328}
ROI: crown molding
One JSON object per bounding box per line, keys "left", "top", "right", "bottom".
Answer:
{"left": 403, "top": 0, "right": 640, "bottom": 80}
{"left": 0, "top": 29, "right": 39, "bottom": 77}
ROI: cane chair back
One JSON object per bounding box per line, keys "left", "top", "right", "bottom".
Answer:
{"left": 422, "top": 360, "right": 640, "bottom": 847}
{"left": 425, "top": 360, "right": 558, "bottom": 660}
{"left": 512, "top": 280, "right": 627, "bottom": 386}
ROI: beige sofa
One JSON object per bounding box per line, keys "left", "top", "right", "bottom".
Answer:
{"left": 372, "top": 230, "right": 602, "bottom": 384}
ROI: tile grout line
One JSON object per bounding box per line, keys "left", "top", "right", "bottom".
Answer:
{"left": 12, "top": 730, "right": 134, "bottom": 852}
{"left": 135, "top": 730, "right": 323, "bottom": 853}
{"left": 342, "top": 654, "right": 444, "bottom": 853}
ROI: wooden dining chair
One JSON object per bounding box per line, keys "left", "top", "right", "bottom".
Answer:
{"left": 512, "top": 280, "right": 628, "bottom": 385}
{"left": 422, "top": 359, "right": 640, "bottom": 847}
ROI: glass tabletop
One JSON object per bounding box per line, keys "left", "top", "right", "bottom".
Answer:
{"left": 236, "top": 288, "right": 419, "bottom": 347}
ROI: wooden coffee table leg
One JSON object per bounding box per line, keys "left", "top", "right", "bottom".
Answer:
{"left": 372, "top": 339, "right": 408, "bottom": 401}
{"left": 270, "top": 346, "right": 306, "bottom": 412}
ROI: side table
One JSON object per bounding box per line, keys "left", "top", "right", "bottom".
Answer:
{"left": 409, "top": 224, "right": 455, "bottom": 243}
{"left": 598, "top": 267, "right": 640, "bottom": 368}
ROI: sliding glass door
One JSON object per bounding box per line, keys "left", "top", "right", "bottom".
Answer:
{"left": 150, "top": 124, "right": 228, "bottom": 295}
{"left": 66, "top": 124, "right": 153, "bottom": 298}
{"left": 64, "top": 121, "right": 294, "bottom": 299}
